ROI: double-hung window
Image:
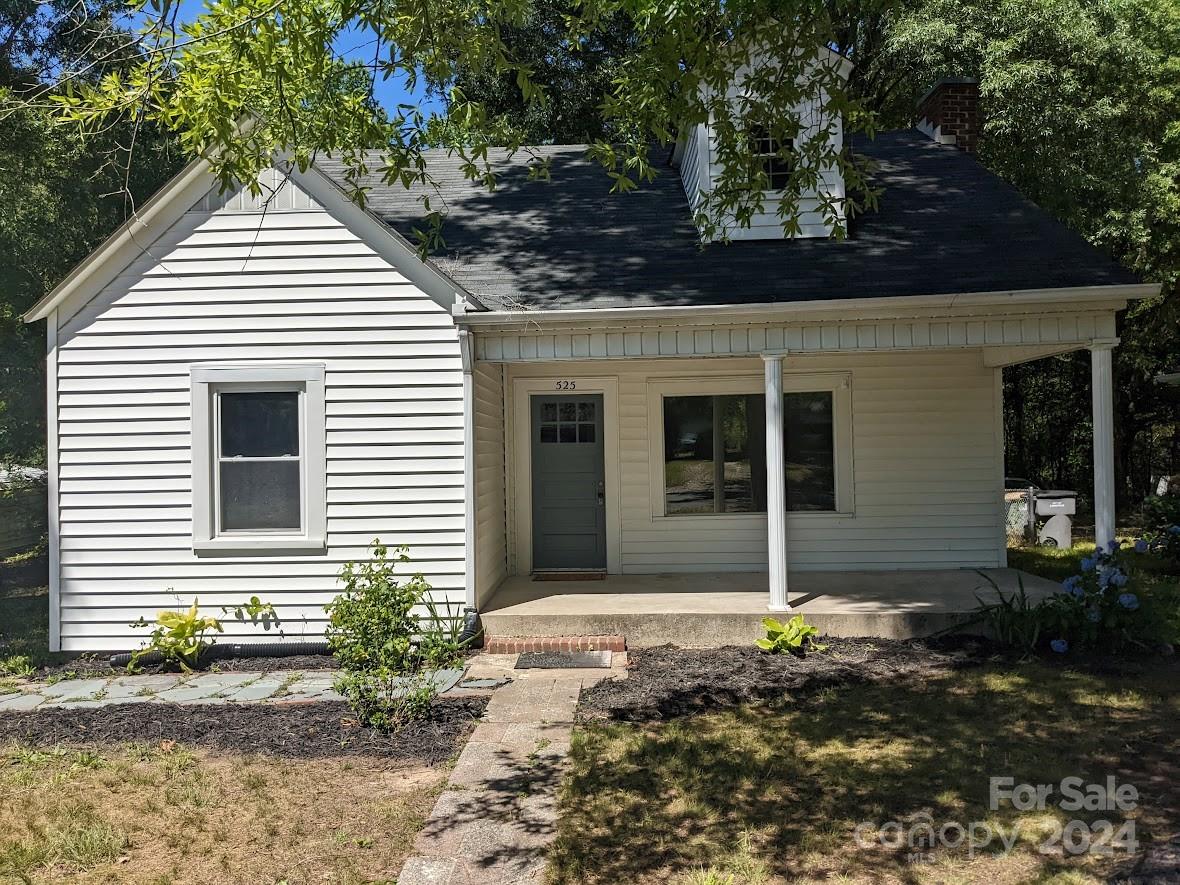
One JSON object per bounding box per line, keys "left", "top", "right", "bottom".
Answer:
{"left": 655, "top": 376, "right": 852, "bottom": 517}
{"left": 749, "top": 125, "right": 796, "bottom": 192}
{"left": 191, "top": 365, "right": 326, "bottom": 553}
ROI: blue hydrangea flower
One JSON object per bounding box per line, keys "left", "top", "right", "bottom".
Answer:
{"left": 1087, "top": 607, "right": 1102, "bottom": 623}
{"left": 1118, "top": 593, "right": 1140, "bottom": 611}
{"left": 1111, "top": 572, "right": 1129, "bottom": 588}
{"left": 1135, "top": 539, "right": 1149, "bottom": 554}
{"left": 1050, "top": 639, "right": 1069, "bottom": 654}
{"left": 1080, "top": 556, "right": 1097, "bottom": 572}
{"left": 1169, "top": 525, "right": 1180, "bottom": 536}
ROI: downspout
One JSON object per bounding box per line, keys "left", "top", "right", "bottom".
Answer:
{"left": 456, "top": 311, "right": 483, "bottom": 647}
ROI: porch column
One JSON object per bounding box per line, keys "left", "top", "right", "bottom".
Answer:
{"left": 763, "top": 354, "right": 790, "bottom": 612}
{"left": 1090, "top": 340, "right": 1117, "bottom": 551}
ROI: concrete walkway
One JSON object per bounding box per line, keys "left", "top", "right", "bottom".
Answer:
{"left": 0, "top": 668, "right": 466, "bottom": 710}
{"left": 398, "top": 653, "right": 623, "bottom": 885}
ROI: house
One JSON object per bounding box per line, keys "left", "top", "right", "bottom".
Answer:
{"left": 23, "top": 73, "right": 1157, "bottom": 653}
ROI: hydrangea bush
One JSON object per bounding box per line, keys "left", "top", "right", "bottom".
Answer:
{"left": 1044, "top": 537, "right": 1177, "bottom": 654}
{"left": 1137, "top": 524, "right": 1180, "bottom": 569}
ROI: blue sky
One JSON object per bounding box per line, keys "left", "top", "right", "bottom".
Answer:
{"left": 136, "top": 0, "right": 445, "bottom": 115}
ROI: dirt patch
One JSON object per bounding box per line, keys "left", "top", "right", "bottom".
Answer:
{"left": 577, "top": 636, "right": 998, "bottom": 722}
{"left": 0, "top": 697, "right": 486, "bottom": 763}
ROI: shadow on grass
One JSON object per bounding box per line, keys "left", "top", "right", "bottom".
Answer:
{"left": 549, "top": 663, "right": 1180, "bottom": 884}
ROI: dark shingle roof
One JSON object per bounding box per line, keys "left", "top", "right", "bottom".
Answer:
{"left": 317, "top": 130, "right": 1138, "bottom": 310}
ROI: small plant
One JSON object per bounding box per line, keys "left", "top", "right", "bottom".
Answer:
{"left": 755, "top": 615, "right": 826, "bottom": 654}
{"left": 325, "top": 541, "right": 434, "bottom": 674}
{"left": 975, "top": 573, "right": 1048, "bottom": 657}
{"left": 417, "top": 597, "right": 469, "bottom": 670}
{"left": 0, "top": 654, "right": 35, "bottom": 677}
{"left": 128, "top": 599, "right": 223, "bottom": 672}
{"left": 334, "top": 669, "right": 439, "bottom": 730}
{"left": 221, "top": 596, "right": 282, "bottom": 632}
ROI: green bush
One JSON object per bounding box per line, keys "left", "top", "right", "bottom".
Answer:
{"left": 326, "top": 540, "right": 470, "bottom": 729}
{"left": 1142, "top": 493, "right": 1180, "bottom": 532}
{"left": 325, "top": 541, "right": 434, "bottom": 674}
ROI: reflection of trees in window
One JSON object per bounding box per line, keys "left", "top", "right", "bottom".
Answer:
{"left": 663, "top": 392, "right": 835, "bottom": 515}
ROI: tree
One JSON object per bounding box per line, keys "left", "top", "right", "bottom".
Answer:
{"left": 865, "top": 0, "right": 1180, "bottom": 505}
{"left": 0, "top": 1, "right": 183, "bottom": 466}
{"left": 21, "top": 0, "right": 878, "bottom": 244}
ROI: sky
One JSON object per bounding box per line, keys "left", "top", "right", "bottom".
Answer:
{"left": 133, "top": 0, "right": 445, "bottom": 115}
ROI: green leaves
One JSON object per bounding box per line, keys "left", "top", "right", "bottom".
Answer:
{"left": 755, "top": 614, "right": 827, "bottom": 655}
{"left": 128, "top": 598, "right": 224, "bottom": 672}
{"left": 6, "top": 0, "right": 875, "bottom": 244}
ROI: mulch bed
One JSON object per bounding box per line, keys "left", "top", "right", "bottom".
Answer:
{"left": 577, "top": 636, "right": 998, "bottom": 722}
{"left": 0, "top": 697, "right": 487, "bottom": 763}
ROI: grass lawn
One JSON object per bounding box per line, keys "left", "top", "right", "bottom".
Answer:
{"left": 551, "top": 661, "right": 1179, "bottom": 884}
{"left": 0, "top": 741, "right": 442, "bottom": 884}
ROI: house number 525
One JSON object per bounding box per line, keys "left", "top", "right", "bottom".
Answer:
{"left": 554, "top": 380, "right": 576, "bottom": 390}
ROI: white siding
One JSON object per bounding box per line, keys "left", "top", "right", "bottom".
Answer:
{"left": 54, "top": 178, "right": 465, "bottom": 651}
{"left": 473, "top": 364, "right": 507, "bottom": 604}
{"left": 506, "top": 351, "right": 1004, "bottom": 574}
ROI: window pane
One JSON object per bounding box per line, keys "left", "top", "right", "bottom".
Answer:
{"left": 540, "top": 423, "right": 558, "bottom": 443}
{"left": 219, "top": 460, "right": 301, "bottom": 530}
{"left": 220, "top": 392, "right": 299, "bottom": 457}
{"left": 541, "top": 402, "right": 557, "bottom": 421}
{"left": 664, "top": 396, "right": 715, "bottom": 514}
{"left": 559, "top": 423, "right": 577, "bottom": 443}
{"left": 578, "top": 423, "right": 596, "bottom": 443}
{"left": 785, "top": 392, "right": 835, "bottom": 511}
{"left": 720, "top": 395, "right": 766, "bottom": 513}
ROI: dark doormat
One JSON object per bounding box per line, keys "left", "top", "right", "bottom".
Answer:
{"left": 532, "top": 571, "right": 606, "bottom": 581}
{"left": 515, "top": 650, "right": 612, "bottom": 669}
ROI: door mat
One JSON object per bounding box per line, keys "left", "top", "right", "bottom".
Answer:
{"left": 515, "top": 650, "right": 612, "bottom": 669}
{"left": 532, "top": 571, "right": 606, "bottom": 581}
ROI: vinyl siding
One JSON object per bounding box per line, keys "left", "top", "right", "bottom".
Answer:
{"left": 53, "top": 179, "right": 465, "bottom": 651}
{"left": 473, "top": 364, "right": 507, "bottom": 604}
{"left": 507, "top": 352, "right": 1004, "bottom": 574}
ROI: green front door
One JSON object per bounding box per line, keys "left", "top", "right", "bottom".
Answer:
{"left": 531, "top": 394, "right": 606, "bottom": 571}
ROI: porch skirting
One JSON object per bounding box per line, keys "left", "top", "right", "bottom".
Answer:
{"left": 480, "top": 568, "right": 1059, "bottom": 646}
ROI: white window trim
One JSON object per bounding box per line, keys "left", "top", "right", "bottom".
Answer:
{"left": 191, "top": 363, "right": 326, "bottom": 554}
{"left": 646, "top": 372, "right": 854, "bottom": 521}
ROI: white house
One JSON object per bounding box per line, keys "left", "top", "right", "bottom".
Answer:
{"left": 24, "top": 78, "right": 1157, "bottom": 652}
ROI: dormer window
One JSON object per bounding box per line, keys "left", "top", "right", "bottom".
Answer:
{"left": 749, "top": 126, "right": 795, "bottom": 191}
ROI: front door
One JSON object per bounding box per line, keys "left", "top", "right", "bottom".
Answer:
{"left": 531, "top": 394, "right": 606, "bottom": 571}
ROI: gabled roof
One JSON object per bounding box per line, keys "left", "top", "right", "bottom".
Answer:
{"left": 316, "top": 130, "right": 1142, "bottom": 311}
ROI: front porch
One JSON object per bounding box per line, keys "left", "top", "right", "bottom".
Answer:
{"left": 480, "top": 568, "right": 1059, "bottom": 646}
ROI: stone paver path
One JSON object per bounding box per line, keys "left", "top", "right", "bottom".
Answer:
{"left": 0, "top": 668, "right": 466, "bottom": 710}
{"left": 398, "top": 653, "right": 624, "bottom": 885}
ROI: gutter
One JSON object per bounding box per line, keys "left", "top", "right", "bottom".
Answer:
{"left": 454, "top": 283, "right": 1160, "bottom": 328}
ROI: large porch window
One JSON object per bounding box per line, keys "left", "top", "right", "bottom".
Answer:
{"left": 651, "top": 373, "right": 852, "bottom": 520}
{"left": 663, "top": 392, "right": 836, "bottom": 515}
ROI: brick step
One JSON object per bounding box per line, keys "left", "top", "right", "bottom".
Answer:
{"left": 483, "top": 635, "right": 626, "bottom": 654}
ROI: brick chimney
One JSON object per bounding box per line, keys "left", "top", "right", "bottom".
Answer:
{"left": 916, "top": 78, "right": 980, "bottom": 152}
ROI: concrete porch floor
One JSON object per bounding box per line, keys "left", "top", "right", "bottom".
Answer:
{"left": 480, "top": 568, "right": 1059, "bottom": 646}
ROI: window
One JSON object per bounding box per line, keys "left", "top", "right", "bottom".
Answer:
{"left": 749, "top": 125, "right": 795, "bottom": 191}
{"left": 539, "top": 401, "right": 596, "bottom": 443}
{"left": 662, "top": 390, "right": 838, "bottom": 515}
{"left": 192, "top": 365, "right": 326, "bottom": 553}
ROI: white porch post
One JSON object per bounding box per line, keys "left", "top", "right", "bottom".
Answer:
{"left": 1091, "top": 340, "right": 1118, "bottom": 551}
{"left": 763, "top": 355, "right": 790, "bottom": 611}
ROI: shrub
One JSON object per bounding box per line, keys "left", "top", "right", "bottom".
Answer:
{"left": 326, "top": 540, "right": 471, "bottom": 729}
{"left": 1137, "top": 525, "right": 1180, "bottom": 571}
{"left": 325, "top": 541, "right": 435, "bottom": 674}
{"left": 1142, "top": 492, "right": 1180, "bottom": 532}
{"left": 128, "top": 599, "right": 223, "bottom": 672}
{"left": 1044, "top": 541, "right": 1163, "bottom": 654}
{"left": 333, "top": 670, "right": 439, "bottom": 730}
{"left": 755, "top": 615, "right": 826, "bottom": 654}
